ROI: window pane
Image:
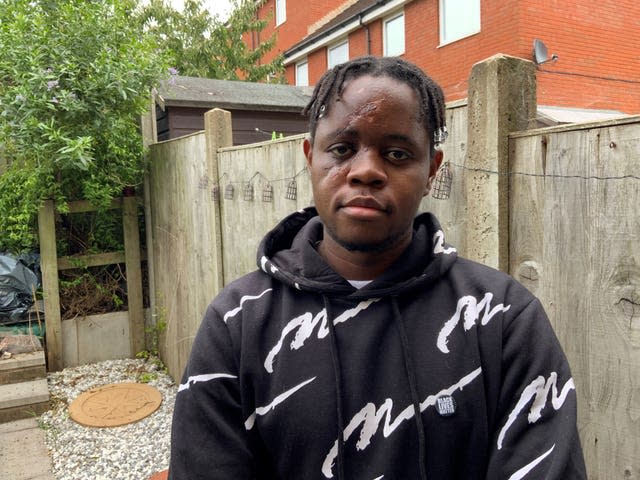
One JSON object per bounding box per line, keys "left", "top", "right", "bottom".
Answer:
{"left": 296, "top": 61, "right": 308, "bottom": 87}
{"left": 328, "top": 41, "right": 349, "bottom": 68}
{"left": 384, "top": 13, "right": 405, "bottom": 56}
{"left": 440, "top": 0, "right": 480, "bottom": 44}
{"left": 276, "top": 0, "right": 286, "bottom": 25}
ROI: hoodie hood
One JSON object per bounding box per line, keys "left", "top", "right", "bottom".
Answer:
{"left": 257, "top": 207, "right": 458, "bottom": 298}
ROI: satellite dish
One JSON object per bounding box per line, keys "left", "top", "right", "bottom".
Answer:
{"left": 533, "top": 39, "right": 558, "bottom": 65}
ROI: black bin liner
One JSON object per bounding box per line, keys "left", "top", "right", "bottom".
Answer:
{"left": 0, "top": 254, "right": 40, "bottom": 325}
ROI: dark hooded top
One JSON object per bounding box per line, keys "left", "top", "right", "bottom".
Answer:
{"left": 169, "top": 208, "right": 586, "bottom": 480}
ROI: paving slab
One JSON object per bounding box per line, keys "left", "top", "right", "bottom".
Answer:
{"left": 0, "top": 351, "right": 46, "bottom": 385}
{"left": 0, "top": 378, "right": 49, "bottom": 409}
{"left": 0, "top": 418, "right": 55, "bottom": 480}
{"left": 0, "top": 379, "right": 50, "bottom": 423}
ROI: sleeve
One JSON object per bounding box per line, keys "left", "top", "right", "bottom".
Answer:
{"left": 168, "top": 303, "right": 260, "bottom": 480}
{"left": 485, "top": 298, "right": 587, "bottom": 480}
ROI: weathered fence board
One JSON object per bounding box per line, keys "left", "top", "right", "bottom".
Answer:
{"left": 510, "top": 119, "right": 640, "bottom": 479}
{"left": 123, "top": 195, "right": 145, "bottom": 356}
{"left": 218, "top": 135, "right": 313, "bottom": 284}
{"left": 38, "top": 200, "right": 63, "bottom": 371}
{"left": 148, "top": 122, "right": 230, "bottom": 380}
{"left": 421, "top": 100, "right": 469, "bottom": 253}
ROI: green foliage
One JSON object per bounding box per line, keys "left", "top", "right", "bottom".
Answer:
{"left": 0, "top": 0, "right": 167, "bottom": 253}
{"left": 136, "top": 346, "right": 168, "bottom": 383}
{"left": 141, "top": 303, "right": 168, "bottom": 357}
{"left": 139, "top": 0, "right": 285, "bottom": 82}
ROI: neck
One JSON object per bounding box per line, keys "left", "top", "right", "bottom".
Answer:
{"left": 318, "top": 231, "right": 411, "bottom": 280}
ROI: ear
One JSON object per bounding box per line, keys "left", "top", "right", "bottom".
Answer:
{"left": 424, "top": 150, "right": 444, "bottom": 196}
{"left": 303, "top": 138, "right": 313, "bottom": 167}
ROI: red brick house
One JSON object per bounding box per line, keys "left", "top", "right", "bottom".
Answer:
{"left": 248, "top": 0, "right": 640, "bottom": 115}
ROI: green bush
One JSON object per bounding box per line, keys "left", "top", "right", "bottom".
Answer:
{"left": 0, "top": 0, "right": 167, "bottom": 253}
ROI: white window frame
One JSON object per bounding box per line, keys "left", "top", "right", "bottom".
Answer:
{"left": 276, "top": 0, "right": 286, "bottom": 26}
{"left": 383, "top": 11, "right": 405, "bottom": 57}
{"left": 327, "top": 39, "right": 349, "bottom": 69}
{"left": 439, "top": 0, "right": 481, "bottom": 45}
{"left": 295, "top": 60, "right": 309, "bottom": 87}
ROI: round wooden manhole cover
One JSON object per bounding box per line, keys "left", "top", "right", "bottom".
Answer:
{"left": 69, "top": 383, "right": 162, "bottom": 428}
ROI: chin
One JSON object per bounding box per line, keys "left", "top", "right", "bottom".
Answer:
{"left": 334, "top": 233, "right": 403, "bottom": 254}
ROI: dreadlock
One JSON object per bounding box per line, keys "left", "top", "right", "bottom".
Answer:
{"left": 302, "top": 56, "right": 448, "bottom": 152}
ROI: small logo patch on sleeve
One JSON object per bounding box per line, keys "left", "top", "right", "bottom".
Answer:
{"left": 436, "top": 395, "right": 457, "bottom": 417}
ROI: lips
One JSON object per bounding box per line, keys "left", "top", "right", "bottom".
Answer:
{"left": 338, "top": 197, "right": 388, "bottom": 220}
{"left": 342, "top": 196, "right": 386, "bottom": 211}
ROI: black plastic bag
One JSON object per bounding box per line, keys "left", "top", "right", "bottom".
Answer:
{"left": 0, "top": 254, "right": 39, "bottom": 325}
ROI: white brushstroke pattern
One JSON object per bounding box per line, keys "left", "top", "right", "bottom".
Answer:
{"left": 264, "top": 299, "right": 380, "bottom": 373}
{"left": 223, "top": 288, "right": 272, "bottom": 323}
{"left": 321, "top": 368, "right": 482, "bottom": 478}
{"left": 244, "top": 377, "right": 316, "bottom": 430}
{"left": 507, "top": 444, "right": 556, "bottom": 480}
{"left": 498, "top": 373, "right": 575, "bottom": 449}
{"left": 437, "top": 292, "right": 511, "bottom": 353}
{"left": 178, "top": 373, "right": 237, "bottom": 392}
{"left": 433, "top": 230, "right": 457, "bottom": 255}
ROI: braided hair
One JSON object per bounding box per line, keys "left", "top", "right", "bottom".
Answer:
{"left": 302, "top": 56, "right": 448, "bottom": 153}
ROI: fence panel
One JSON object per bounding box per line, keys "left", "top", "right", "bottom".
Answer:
{"left": 148, "top": 132, "right": 223, "bottom": 380}
{"left": 510, "top": 118, "right": 640, "bottom": 479}
{"left": 218, "top": 135, "right": 312, "bottom": 284}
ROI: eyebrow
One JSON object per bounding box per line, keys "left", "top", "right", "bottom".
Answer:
{"left": 328, "top": 127, "right": 415, "bottom": 144}
{"left": 327, "top": 127, "right": 422, "bottom": 150}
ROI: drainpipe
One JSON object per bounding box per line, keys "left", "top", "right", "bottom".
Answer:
{"left": 359, "top": 14, "right": 371, "bottom": 55}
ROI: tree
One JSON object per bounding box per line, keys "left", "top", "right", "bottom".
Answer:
{"left": 139, "top": 0, "right": 285, "bottom": 82}
{"left": 0, "top": 0, "right": 167, "bottom": 252}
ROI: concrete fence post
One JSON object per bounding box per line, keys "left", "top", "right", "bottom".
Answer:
{"left": 465, "top": 54, "right": 537, "bottom": 271}
{"left": 204, "top": 108, "right": 233, "bottom": 292}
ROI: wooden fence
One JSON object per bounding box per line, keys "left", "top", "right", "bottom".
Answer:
{"left": 38, "top": 196, "right": 144, "bottom": 371}
{"left": 144, "top": 55, "right": 640, "bottom": 478}
{"left": 509, "top": 117, "right": 640, "bottom": 479}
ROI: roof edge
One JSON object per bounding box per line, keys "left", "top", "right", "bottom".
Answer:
{"left": 284, "top": 0, "right": 411, "bottom": 65}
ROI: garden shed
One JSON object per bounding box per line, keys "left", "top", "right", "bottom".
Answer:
{"left": 154, "top": 76, "right": 312, "bottom": 145}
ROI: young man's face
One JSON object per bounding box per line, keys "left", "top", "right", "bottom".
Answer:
{"left": 304, "top": 74, "right": 442, "bottom": 255}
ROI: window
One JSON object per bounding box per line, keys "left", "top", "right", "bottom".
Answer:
{"left": 328, "top": 40, "right": 349, "bottom": 69}
{"left": 276, "top": 0, "right": 286, "bottom": 26}
{"left": 296, "top": 61, "right": 308, "bottom": 87}
{"left": 384, "top": 12, "right": 405, "bottom": 56}
{"left": 440, "top": 0, "right": 481, "bottom": 45}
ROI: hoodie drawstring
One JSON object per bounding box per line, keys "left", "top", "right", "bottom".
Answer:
{"left": 392, "top": 297, "right": 429, "bottom": 480}
{"left": 325, "top": 295, "right": 346, "bottom": 480}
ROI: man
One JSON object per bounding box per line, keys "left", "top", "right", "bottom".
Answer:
{"left": 169, "top": 56, "right": 586, "bottom": 479}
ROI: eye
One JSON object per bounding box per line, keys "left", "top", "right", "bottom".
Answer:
{"left": 328, "top": 144, "right": 354, "bottom": 160}
{"left": 384, "top": 149, "right": 412, "bottom": 164}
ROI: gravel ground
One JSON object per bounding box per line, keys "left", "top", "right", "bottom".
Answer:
{"left": 39, "top": 357, "right": 177, "bottom": 480}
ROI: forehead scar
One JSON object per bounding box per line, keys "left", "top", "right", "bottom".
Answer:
{"left": 354, "top": 98, "right": 382, "bottom": 116}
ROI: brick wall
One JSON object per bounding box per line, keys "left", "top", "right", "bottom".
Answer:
{"left": 258, "top": 0, "right": 349, "bottom": 65}
{"left": 256, "top": 0, "right": 640, "bottom": 113}
{"left": 518, "top": 0, "right": 640, "bottom": 112}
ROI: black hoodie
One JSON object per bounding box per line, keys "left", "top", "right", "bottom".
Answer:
{"left": 169, "top": 208, "right": 586, "bottom": 479}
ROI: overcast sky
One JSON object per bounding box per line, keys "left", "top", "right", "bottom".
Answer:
{"left": 169, "top": 0, "right": 234, "bottom": 19}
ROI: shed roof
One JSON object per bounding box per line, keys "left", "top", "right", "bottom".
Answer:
{"left": 156, "top": 76, "right": 313, "bottom": 112}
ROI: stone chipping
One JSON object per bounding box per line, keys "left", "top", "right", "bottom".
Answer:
{"left": 40, "top": 357, "right": 177, "bottom": 480}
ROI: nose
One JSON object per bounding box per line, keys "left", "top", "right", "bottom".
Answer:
{"left": 346, "top": 149, "right": 387, "bottom": 187}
